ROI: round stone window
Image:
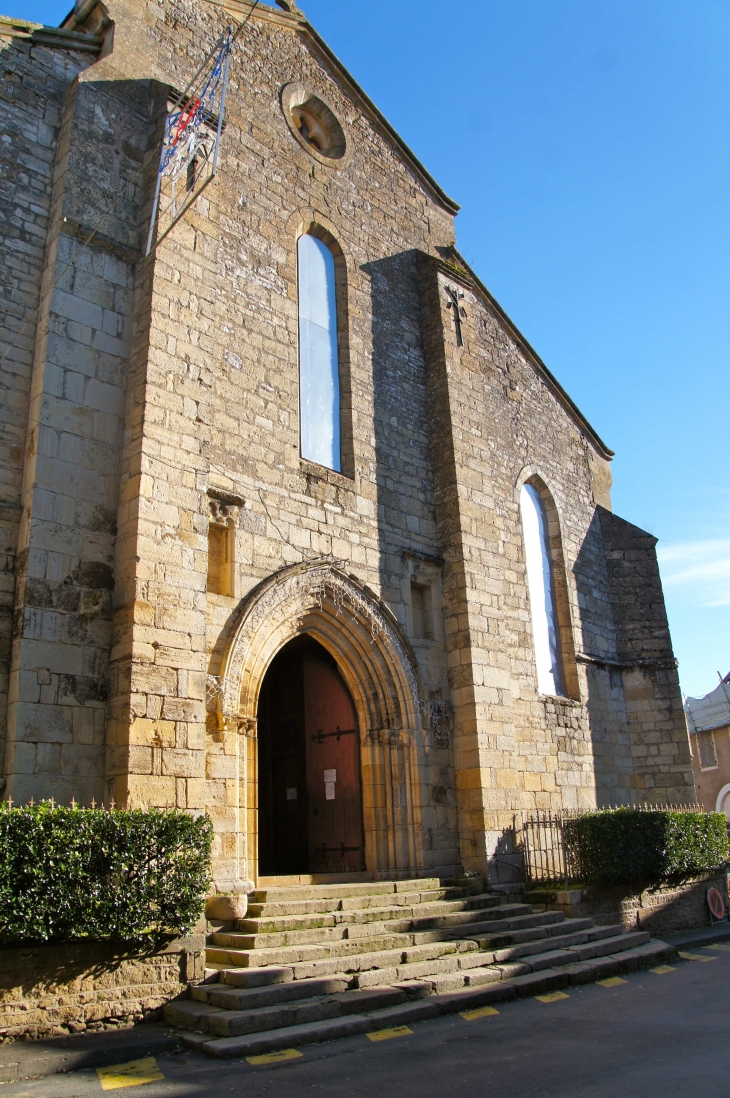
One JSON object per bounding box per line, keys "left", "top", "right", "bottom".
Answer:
{"left": 281, "top": 82, "right": 348, "bottom": 166}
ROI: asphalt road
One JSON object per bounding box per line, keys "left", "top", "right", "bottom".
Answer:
{"left": 5, "top": 946, "right": 730, "bottom": 1098}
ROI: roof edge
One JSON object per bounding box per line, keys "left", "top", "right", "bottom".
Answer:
{"left": 299, "top": 23, "right": 460, "bottom": 216}
{"left": 211, "top": 0, "right": 460, "bottom": 216}
{"left": 434, "top": 248, "right": 615, "bottom": 461}
{"left": 1, "top": 11, "right": 103, "bottom": 51}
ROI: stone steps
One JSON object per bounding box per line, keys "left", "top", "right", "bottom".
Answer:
{"left": 246, "top": 885, "right": 474, "bottom": 919}
{"left": 163, "top": 875, "right": 676, "bottom": 1057}
{"left": 211, "top": 902, "right": 537, "bottom": 952}
{"left": 237, "top": 893, "right": 503, "bottom": 934}
{"left": 248, "top": 879, "right": 443, "bottom": 903}
{"left": 198, "top": 923, "right": 639, "bottom": 999}
{"left": 171, "top": 938, "right": 677, "bottom": 1058}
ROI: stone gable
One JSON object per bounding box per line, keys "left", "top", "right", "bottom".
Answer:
{"left": 0, "top": 0, "right": 694, "bottom": 888}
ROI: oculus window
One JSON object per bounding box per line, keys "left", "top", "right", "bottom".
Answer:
{"left": 520, "top": 482, "right": 567, "bottom": 697}
{"left": 297, "top": 234, "right": 341, "bottom": 471}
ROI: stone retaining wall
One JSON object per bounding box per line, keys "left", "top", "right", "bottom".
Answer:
{"left": 0, "top": 935, "right": 204, "bottom": 1042}
{"left": 527, "top": 873, "right": 729, "bottom": 935}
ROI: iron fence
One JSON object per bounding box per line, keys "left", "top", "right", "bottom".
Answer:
{"left": 519, "top": 803, "right": 702, "bottom": 888}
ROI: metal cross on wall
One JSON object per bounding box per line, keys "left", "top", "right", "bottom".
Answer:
{"left": 445, "top": 285, "right": 467, "bottom": 347}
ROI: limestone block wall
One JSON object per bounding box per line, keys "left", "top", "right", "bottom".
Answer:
{"left": 597, "top": 508, "right": 694, "bottom": 802}
{"left": 531, "top": 873, "right": 727, "bottom": 935}
{"left": 95, "top": 0, "right": 464, "bottom": 885}
{"left": 0, "top": 0, "right": 694, "bottom": 890}
{"left": 0, "top": 934, "right": 203, "bottom": 1041}
{"left": 4, "top": 49, "right": 149, "bottom": 804}
{"left": 0, "top": 28, "right": 97, "bottom": 790}
{"left": 417, "top": 253, "right": 694, "bottom": 878}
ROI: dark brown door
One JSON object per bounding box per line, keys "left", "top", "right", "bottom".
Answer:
{"left": 303, "top": 654, "right": 364, "bottom": 873}
{"left": 257, "top": 645, "right": 309, "bottom": 875}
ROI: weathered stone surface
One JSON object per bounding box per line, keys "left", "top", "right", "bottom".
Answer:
{"left": 530, "top": 874, "right": 727, "bottom": 935}
{"left": 0, "top": 936, "right": 204, "bottom": 1041}
{"left": 205, "top": 895, "right": 248, "bottom": 921}
{"left": 0, "top": 0, "right": 694, "bottom": 895}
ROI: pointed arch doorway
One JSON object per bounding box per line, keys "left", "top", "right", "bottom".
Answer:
{"left": 257, "top": 634, "right": 364, "bottom": 876}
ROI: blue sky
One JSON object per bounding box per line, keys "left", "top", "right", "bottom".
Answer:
{"left": 9, "top": 0, "right": 729, "bottom": 699}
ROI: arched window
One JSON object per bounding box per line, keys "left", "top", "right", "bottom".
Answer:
{"left": 297, "top": 234, "right": 340, "bottom": 471}
{"left": 520, "top": 482, "right": 567, "bottom": 697}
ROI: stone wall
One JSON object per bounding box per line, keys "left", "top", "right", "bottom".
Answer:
{"left": 528, "top": 873, "right": 728, "bottom": 935}
{"left": 0, "top": 934, "right": 203, "bottom": 1041}
{"left": 0, "top": 0, "right": 695, "bottom": 890}
{"left": 0, "top": 21, "right": 99, "bottom": 794}
{"left": 596, "top": 508, "right": 693, "bottom": 803}
{"left": 416, "top": 254, "right": 694, "bottom": 878}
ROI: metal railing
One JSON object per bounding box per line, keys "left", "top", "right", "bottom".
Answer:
{"left": 520, "top": 804, "right": 703, "bottom": 889}
{"left": 521, "top": 810, "right": 576, "bottom": 889}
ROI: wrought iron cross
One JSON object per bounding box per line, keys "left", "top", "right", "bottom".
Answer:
{"left": 445, "top": 285, "right": 467, "bottom": 347}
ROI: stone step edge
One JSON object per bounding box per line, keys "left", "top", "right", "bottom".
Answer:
{"left": 247, "top": 887, "right": 489, "bottom": 916}
{"left": 201, "top": 924, "right": 631, "bottom": 996}
{"left": 239, "top": 896, "right": 505, "bottom": 930}
{"left": 203, "top": 918, "right": 595, "bottom": 972}
{"left": 210, "top": 909, "right": 558, "bottom": 951}
{"left": 204, "top": 919, "right": 622, "bottom": 975}
{"left": 182, "top": 940, "right": 676, "bottom": 1058}
{"left": 189, "top": 929, "right": 650, "bottom": 1012}
{"left": 249, "top": 878, "right": 444, "bottom": 902}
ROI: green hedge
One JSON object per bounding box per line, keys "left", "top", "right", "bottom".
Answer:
{"left": 0, "top": 803, "right": 213, "bottom": 947}
{"left": 564, "top": 808, "right": 728, "bottom": 887}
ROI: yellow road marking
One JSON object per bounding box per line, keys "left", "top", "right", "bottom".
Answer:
{"left": 597, "top": 977, "right": 628, "bottom": 988}
{"left": 459, "top": 1005, "right": 500, "bottom": 1021}
{"left": 706, "top": 943, "right": 730, "bottom": 952}
{"left": 367, "top": 1026, "right": 413, "bottom": 1042}
{"left": 96, "top": 1057, "right": 164, "bottom": 1091}
{"left": 679, "top": 951, "right": 716, "bottom": 962}
{"left": 650, "top": 965, "right": 675, "bottom": 974}
{"left": 246, "top": 1048, "right": 303, "bottom": 1065}
{"left": 535, "top": 991, "right": 569, "bottom": 1003}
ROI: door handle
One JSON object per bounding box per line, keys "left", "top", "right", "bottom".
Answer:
{"left": 311, "top": 726, "right": 356, "bottom": 744}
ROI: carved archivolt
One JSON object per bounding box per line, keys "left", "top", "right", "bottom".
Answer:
{"left": 214, "top": 560, "right": 427, "bottom": 740}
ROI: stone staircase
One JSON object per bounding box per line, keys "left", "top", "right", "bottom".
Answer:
{"left": 165, "top": 877, "right": 676, "bottom": 1058}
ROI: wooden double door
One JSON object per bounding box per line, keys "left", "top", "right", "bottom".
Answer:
{"left": 257, "top": 636, "right": 364, "bottom": 876}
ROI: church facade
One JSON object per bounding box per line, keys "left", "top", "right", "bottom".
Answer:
{"left": 0, "top": 0, "right": 694, "bottom": 894}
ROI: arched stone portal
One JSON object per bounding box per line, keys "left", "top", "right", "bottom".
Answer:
{"left": 209, "top": 561, "right": 429, "bottom": 890}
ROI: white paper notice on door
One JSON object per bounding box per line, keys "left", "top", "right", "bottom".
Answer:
{"left": 324, "top": 769, "right": 336, "bottom": 783}
{"left": 325, "top": 782, "right": 336, "bottom": 801}
{"left": 286, "top": 787, "right": 297, "bottom": 800}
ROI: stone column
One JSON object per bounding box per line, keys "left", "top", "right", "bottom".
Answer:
{"left": 4, "top": 66, "right": 151, "bottom": 806}
{"left": 417, "top": 253, "right": 517, "bottom": 879}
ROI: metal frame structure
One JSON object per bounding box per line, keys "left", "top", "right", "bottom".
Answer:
{"left": 145, "top": 26, "right": 233, "bottom": 256}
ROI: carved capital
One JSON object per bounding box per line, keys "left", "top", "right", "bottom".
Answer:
{"left": 237, "top": 716, "right": 258, "bottom": 738}
{"left": 209, "top": 497, "right": 239, "bottom": 527}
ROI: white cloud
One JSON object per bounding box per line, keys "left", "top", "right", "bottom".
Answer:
{"left": 657, "top": 539, "right": 730, "bottom": 607}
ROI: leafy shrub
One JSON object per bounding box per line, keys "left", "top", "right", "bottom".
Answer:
{"left": 564, "top": 808, "right": 728, "bottom": 887}
{"left": 0, "top": 803, "right": 213, "bottom": 947}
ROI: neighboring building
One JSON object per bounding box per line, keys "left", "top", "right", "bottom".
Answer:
{"left": 685, "top": 674, "right": 730, "bottom": 817}
{"left": 0, "top": 0, "right": 694, "bottom": 895}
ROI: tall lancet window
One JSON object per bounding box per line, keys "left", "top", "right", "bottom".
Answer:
{"left": 520, "top": 482, "right": 567, "bottom": 697}
{"left": 297, "top": 234, "right": 341, "bottom": 471}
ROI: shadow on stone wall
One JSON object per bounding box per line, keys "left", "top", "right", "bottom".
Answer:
{"left": 361, "top": 250, "right": 427, "bottom": 612}
{"left": 572, "top": 506, "right": 694, "bottom": 808}
{"left": 0, "top": 935, "right": 203, "bottom": 1041}
{"left": 362, "top": 250, "right": 461, "bottom": 876}
{"left": 531, "top": 874, "right": 725, "bottom": 935}
{"left": 572, "top": 509, "right": 634, "bottom": 808}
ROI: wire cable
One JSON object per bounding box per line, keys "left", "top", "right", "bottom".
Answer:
{"left": 0, "top": 0, "right": 260, "bottom": 374}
